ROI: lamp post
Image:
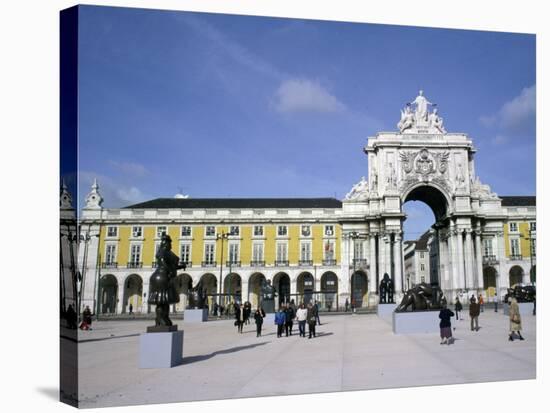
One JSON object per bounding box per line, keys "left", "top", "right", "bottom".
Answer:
{"left": 216, "top": 231, "right": 229, "bottom": 309}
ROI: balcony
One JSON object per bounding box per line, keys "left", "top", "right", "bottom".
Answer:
{"left": 226, "top": 260, "right": 241, "bottom": 268}
{"left": 101, "top": 262, "right": 118, "bottom": 269}
{"left": 275, "top": 260, "right": 289, "bottom": 266}
{"left": 353, "top": 258, "right": 368, "bottom": 267}
{"left": 509, "top": 254, "right": 523, "bottom": 261}
{"left": 322, "top": 259, "right": 337, "bottom": 266}
{"left": 250, "top": 260, "right": 265, "bottom": 267}
{"left": 127, "top": 262, "right": 143, "bottom": 269}
{"left": 482, "top": 255, "right": 498, "bottom": 266}
{"left": 299, "top": 260, "right": 313, "bottom": 266}
{"left": 201, "top": 261, "right": 217, "bottom": 267}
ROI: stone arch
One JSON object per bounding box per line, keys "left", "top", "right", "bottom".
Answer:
{"left": 223, "top": 272, "right": 242, "bottom": 305}
{"left": 248, "top": 272, "right": 266, "bottom": 309}
{"left": 321, "top": 271, "right": 338, "bottom": 311}
{"left": 174, "top": 273, "right": 192, "bottom": 312}
{"left": 401, "top": 182, "right": 452, "bottom": 222}
{"left": 351, "top": 270, "right": 368, "bottom": 309}
{"left": 509, "top": 265, "right": 524, "bottom": 287}
{"left": 199, "top": 273, "right": 218, "bottom": 310}
{"left": 122, "top": 274, "right": 143, "bottom": 314}
{"left": 483, "top": 267, "right": 497, "bottom": 297}
{"left": 99, "top": 274, "right": 118, "bottom": 314}
{"left": 297, "top": 271, "right": 315, "bottom": 305}
{"left": 273, "top": 272, "right": 290, "bottom": 308}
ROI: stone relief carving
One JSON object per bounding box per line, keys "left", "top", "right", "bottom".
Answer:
{"left": 397, "top": 105, "right": 415, "bottom": 133}
{"left": 398, "top": 149, "right": 452, "bottom": 195}
{"left": 345, "top": 176, "right": 369, "bottom": 200}
{"left": 415, "top": 149, "right": 435, "bottom": 175}
{"left": 396, "top": 91, "right": 447, "bottom": 134}
{"left": 455, "top": 163, "right": 466, "bottom": 191}
{"left": 370, "top": 167, "right": 378, "bottom": 193}
{"left": 470, "top": 176, "right": 499, "bottom": 199}
{"left": 399, "top": 151, "right": 415, "bottom": 174}
{"left": 386, "top": 163, "right": 397, "bottom": 190}
{"left": 428, "top": 108, "right": 446, "bottom": 133}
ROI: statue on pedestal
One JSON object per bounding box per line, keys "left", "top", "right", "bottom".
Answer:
{"left": 345, "top": 176, "right": 369, "bottom": 200}
{"left": 409, "top": 90, "right": 434, "bottom": 123}
{"left": 397, "top": 104, "right": 415, "bottom": 133}
{"left": 147, "top": 234, "right": 187, "bottom": 329}
{"left": 260, "top": 279, "right": 277, "bottom": 313}
{"left": 395, "top": 282, "right": 446, "bottom": 312}
{"left": 187, "top": 279, "right": 207, "bottom": 309}
{"left": 428, "top": 108, "right": 446, "bottom": 133}
{"left": 379, "top": 273, "right": 394, "bottom": 304}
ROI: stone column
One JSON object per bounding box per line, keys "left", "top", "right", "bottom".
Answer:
{"left": 496, "top": 232, "right": 509, "bottom": 294}
{"left": 116, "top": 276, "right": 125, "bottom": 314}
{"left": 378, "top": 233, "right": 386, "bottom": 280}
{"left": 474, "top": 230, "right": 483, "bottom": 290}
{"left": 464, "top": 229, "right": 474, "bottom": 289}
{"left": 385, "top": 233, "right": 392, "bottom": 277}
{"left": 456, "top": 229, "right": 466, "bottom": 290}
{"left": 241, "top": 279, "right": 249, "bottom": 303}
{"left": 393, "top": 233, "right": 403, "bottom": 293}
{"left": 368, "top": 234, "right": 377, "bottom": 293}
{"left": 448, "top": 224, "right": 458, "bottom": 292}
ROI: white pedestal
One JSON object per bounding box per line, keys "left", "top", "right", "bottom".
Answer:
{"left": 392, "top": 311, "right": 441, "bottom": 334}
{"left": 377, "top": 303, "right": 397, "bottom": 317}
{"left": 184, "top": 308, "right": 208, "bottom": 323}
{"left": 503, "top": 302, "right": 534, "bottom": 316}
{"left": 139, "top": 330, "right": 184, "bottom": 368}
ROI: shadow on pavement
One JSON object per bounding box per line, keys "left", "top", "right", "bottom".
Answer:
{"left": 181, "top": 342, "right": 269, "bottom": 365}
{"left": 36, "top": 387, "right": 59, "bottom": 401}
{"left": 74, "top": 333, "right": 141, "bottom": 343}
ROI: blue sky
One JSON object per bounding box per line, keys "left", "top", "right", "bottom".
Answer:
{"left": 75, "top": 5, "right": 536, "bottom": 240}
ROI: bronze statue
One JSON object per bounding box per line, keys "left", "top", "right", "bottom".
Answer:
{"left": 147, "top": 234, "right": 186, "bottom": 328}
{"left": 395, "top": 282, "right": 446, "bottom": 312}
{"left": 504, "top": 285, "right": 535, "bottom": 303}
{"left": 187, "top": 279, "right": 207, "bottom": 309}
{"left": 260, "top": 279, "right": 277, "bottom": 313}
{"left": 379, "top": 273, "right": 394, "bottom": 304}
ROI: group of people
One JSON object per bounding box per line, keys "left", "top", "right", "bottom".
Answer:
{"left": 63, "top": 304, "right": 93, "bottom": 331}
{"left": 439, "top": 294, "right": 525, "bottom": 345}
{"left": 235, "top": 300, "right": 322, "bottom": 339}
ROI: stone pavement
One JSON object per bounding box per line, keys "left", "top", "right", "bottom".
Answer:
{"left": 74, "top": 310, "right": 536, "bottom": 408}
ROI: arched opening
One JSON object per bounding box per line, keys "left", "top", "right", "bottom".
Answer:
{"left": 99, "top": 274, "right": 118, "bottom": 314}
{"left": 321, "top": 271, "right": 338, "bottom": 311}
{"left": 122, "top": 274, "right": 143, "bottom": 314}
{"left": 483, "top": 267, "right": 497, "bottom": 297}
{"left": 351, "top": 271, "right": 368, "bottom": 308}
{"left": 402, "top": 184, "right": 450, "bottom": 288}
{"left": 223, "top": 272, "right": 242, "bottom": 305}
{"left": 273, "top": 272, "right": 290, "bottom": 308}
{"left": 509, "top": 266, "right": 524, "bottom": 287}
{"left": 199, "top": 273, "right": 218, "bottom": 312}
{"left": 174, "top": 273, "right": 192, "bottom": 312}
{"left": 297, "top": 272, "right": 315, "bottom": 304}
{"left": 248, "top": 272, "right": 266, "bottom": 309}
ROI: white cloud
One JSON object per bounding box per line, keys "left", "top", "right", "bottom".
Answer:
{"left": 480, "top": 85, "right": 536, "bottom": 131}
{"left": 274, "top": 79, "right": 346, "bottom": 113}
{"left": 108, "top": 160, "right": 149, "bottom": 177}
{"left": 79, "top": 171, "right": 147, "bottom": 209}
{"left": 491, "top": 135, "right": 508, "bottom": 145}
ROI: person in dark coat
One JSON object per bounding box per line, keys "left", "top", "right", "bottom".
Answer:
{"left": 66, "top": 304, "right": 77, "bottom": 329}
{"left": 235, "top": 303, "right": 245, "bottom": 333}
{"left": 284, "top": 303, "right": 295, "bottom": 336}
{"left": 275, "top": 307, "right": 286, "bottom": 338}
{"left": 454, "top": 296, "right": 463, "bottom": 321}
{"left": 469, "top": 297, "right": 480, "bottom": 331}
{"left": 314, "top": 301, "right": 321, "bottom": 325}
{"left": 439, "top": 303, "right": 455, "bottom": 345}
{"left": 253, "top": 307, "right": 266, "bottom": 337}
{"left": 345, "top": 298, "right": 349, "bottom": 312}
{"left": 307, "top": 303, "right": 317, "bottom": 338}
{"left": 244, "top": 301, "right": 252, "bottom": 325}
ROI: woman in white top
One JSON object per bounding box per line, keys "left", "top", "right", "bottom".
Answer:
{"left": 296, "top": 304, "right": 308, "bottom": 338}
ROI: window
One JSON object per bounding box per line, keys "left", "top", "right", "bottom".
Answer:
{"left": 530, "top": 222, "right": 536, "bottom": 232}
{"left": 105, "top": 244, "right": 116, "bottom": 264}
{"left": 483, "top": 239, "right": 493, "bottom": 256}
{"left": 530, "top": 239, "right": 536, "bottom": 257}
{"left": 300, "top": 242, "right": 312, "bottom": 261}
{"left": 510, "top": 238, "right": 520, "bottom": 256}
{"left": 324, "top": 240, "right": 335, "bottom": 259}
{"left": 276, "top": 242, "right": 288, "bottom": 261}
{"left": 156, "top": 226, "right": 167, "bottom": 238}
{"left": 205, "top": 226, "right": 216, "bottom": 237}
{"left": 420, "top": 252, "right": 424, "bottom": 259}
{"left": 132, "top": 226, "right": 142, "bottom": 238}
{"left": 420, "top": 264, "right": 425, "bottom": 271}
{"left": 181, "top": 226, "right": 192, "bottom": 237}
{"left": 277, "top": 225, "right": 287, "bottom": 236}
{"left": 229, "top": 243, "right": 239, "bottom": 263}
{"left": 420, "top": 276, "right": 426, "bottom": 283}
{"left": 509, "top": 222, "right": 518, "bottom": 232}
{"left": 353, "top": 240, "right": 364, "bottom": 260}
{"left": 130, "top": 244, "right": 141, "bottom": 264}
{"left": 301, "top": 225, "right": 311, "bottom": 237}
{"left": 252, "top": 242, "right": 264, "bottom": 261}
{"left": 107, "top": 226, "right": 118, "bottom": 237}
{"left": 229, "top": 226, "right": 240, "bottom": 236}
{"left": 325, "top": 225, "right": 334, "bottom": 236}
{"left": 180, "top": 243, "right": 191, "bottom": 263}
{"left": 253, "top": 225, "right": 264, "bottom": 236}
{"left": 204, "top": 243, "right": 215, "bottom": 264}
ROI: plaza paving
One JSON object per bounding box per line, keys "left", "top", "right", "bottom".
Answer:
{"left": 74, "top": 309, "right": 536, "bottom": 408}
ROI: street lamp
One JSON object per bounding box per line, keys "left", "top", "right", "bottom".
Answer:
{"left": 216, "top": 231, "right": 229, "bottom": 309}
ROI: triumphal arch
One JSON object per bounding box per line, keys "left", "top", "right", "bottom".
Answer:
{"left": 341, "top": 91, "right": 508, "bottom": 304}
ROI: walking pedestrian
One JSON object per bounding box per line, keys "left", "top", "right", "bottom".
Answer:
{"left": 254, "top": 307, "right": 266, "bottom": 337}
{"left": 454, "top": 296, "right": 463, "bottom": 320}
{"left": 307, "top": 303, "right": 317, "bottom": 339}
{"left": 80, "top": 305, "right": 93, "bottom": 330}
{"left": 478, "top": 294, "right": 484, "bottom": 312}
{"left": 314, "top": 301, "right": 321, "bottom": 325}
{"left": 129, "top": 303, "right": 133, "bottom": 315}
{"left": 469, "top": 297, "right": 480, "bottom": 331}
{"left": 345, "top": 298, "right": 349, "bottom": 312}
{"left": 235, "top": 303, "right": 245, "bottom": 333}
{"left": 65, "top": 304, "right": 77, "bottom": 329}
{"left": 493, "top": 292, "right": 498, "bottom": 312}
{"left": 244, "top": 301, "right": 252, "bottom": 325}
{"left": 296, "top": 303, "right": 307, "bottom": 337}
{"left": 439, "top": 303, "right": 455, "bottom": 345}
{"left": 284, "top": 303, "right": 295, "bottom": 336}
{"left": 508, "top": 297, "right": 525, "bottom": 341}
{"left": 275, "top": 307, "right": 286, "bottom": 338}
